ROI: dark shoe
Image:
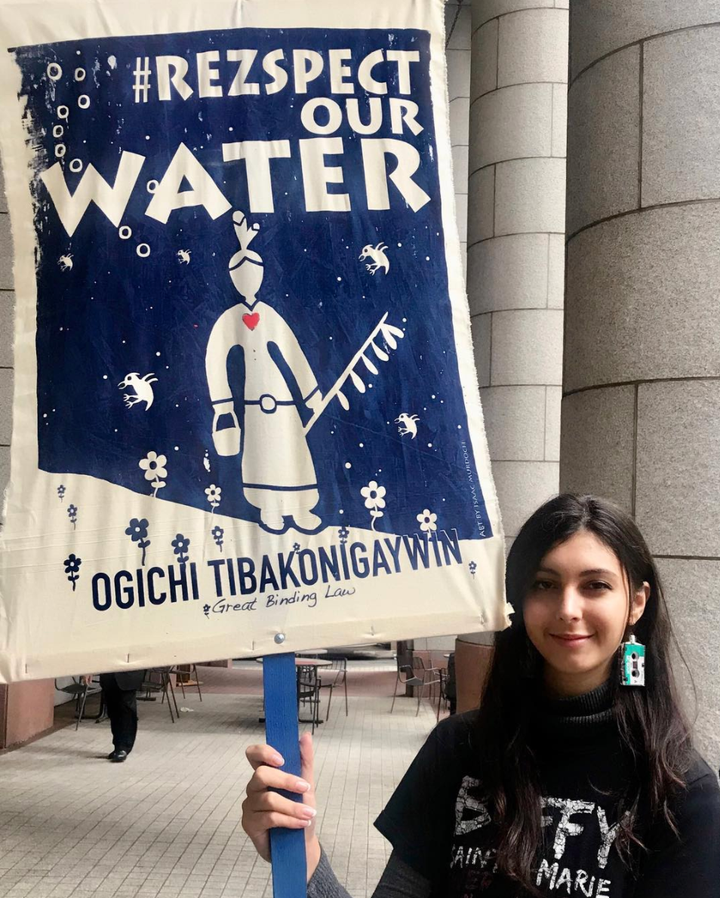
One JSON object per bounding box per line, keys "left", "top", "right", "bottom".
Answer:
{"left": 107, "top": 750, "right": 116, "bottom": 760}
{"left": 109, "top": 750, "right": 128, "bottom": 763}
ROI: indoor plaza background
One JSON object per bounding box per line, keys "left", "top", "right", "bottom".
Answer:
{"left": 0, "top": 0, "right": 719, "bottom": 767}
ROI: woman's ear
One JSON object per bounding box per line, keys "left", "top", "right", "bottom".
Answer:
{"left": 629, "top": 581, "right": 650, "bottom": 626}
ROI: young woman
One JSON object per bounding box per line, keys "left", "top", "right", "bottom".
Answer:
{"left": 241, "top": 494, "right": 720, "bottom": 896}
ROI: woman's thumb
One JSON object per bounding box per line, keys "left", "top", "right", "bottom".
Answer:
{"left": 299, "top": 732, "right": 315, "bottom": 788}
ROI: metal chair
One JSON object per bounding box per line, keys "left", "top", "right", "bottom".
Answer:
{"left": 390, "top": 653, "right": 424, "bottom": 715}
{"left": 412, "top": 656, "right": 442, "bottom": 717}
{"left": 319, "top": 658, "right": 348, "bottom": 719}
{"left": 54, "top": 676, "right": 100, "bottom": 730}
{"left": 169, "top": 664, "right": 203, "bottom": 702}
{"left": 141, "top": 668, "right": 179, "bottom": 722}
{"left": 297, "top": 665, "right": 324, "bottom": 734}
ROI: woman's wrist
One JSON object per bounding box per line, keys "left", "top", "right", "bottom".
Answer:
{"left": 306, "top": 835, "right": 322, "bottom": 882}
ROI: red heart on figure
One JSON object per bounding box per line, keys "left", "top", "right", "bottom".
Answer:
{"left": 242, "top": 312, "right": 260, "bottom": 330}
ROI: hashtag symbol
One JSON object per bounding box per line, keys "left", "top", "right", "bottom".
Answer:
{"left": 133, "top": 57, "right": 152, "bottom": 103}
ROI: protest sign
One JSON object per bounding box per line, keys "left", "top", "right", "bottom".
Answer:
{"left": 0, "top": 0, "right": 509, "bottom": 683}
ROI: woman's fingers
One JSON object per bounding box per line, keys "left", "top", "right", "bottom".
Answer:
{"left": 246, "top": 765, "right": 311, "bottom": 796}
{"left": 246, "top": 743, "right": 284, "bottom": 771}
{"left": 242, "top": 738, "right": 319, "bottom": 869}
{"left": 250, "top": 790, "right": 317, "bottom": 820}
{"left": 242, "top": 794, "right": 316, "bottom": 825}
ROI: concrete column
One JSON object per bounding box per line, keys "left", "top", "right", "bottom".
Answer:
{"left": 468, "top": 0, "right": 567, "bottom": 545}
{"left": 446, "top": 0, "right": 472, "bottom": 277}
{"left": 458, "top": 0, "right": 569, "bottom": 707}
{"left": 563, "top": 2, "right": 720, "bottom": 765}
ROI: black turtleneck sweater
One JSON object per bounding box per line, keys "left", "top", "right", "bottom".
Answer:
{"left": 308, "top": 681, "right": 720, "bottom": 897}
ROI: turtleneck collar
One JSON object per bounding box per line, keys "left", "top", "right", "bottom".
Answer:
{"left": 541, "top": 678, "right": 614, "bottom": 717}
{"left": 530, "top": 679, "right": 618, "bottom": 748}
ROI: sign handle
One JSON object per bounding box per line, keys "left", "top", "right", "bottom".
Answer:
{"left": 263, "top": 652, "right": 307, "bottom": 898}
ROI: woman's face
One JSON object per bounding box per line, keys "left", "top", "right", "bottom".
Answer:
{"left": 523, "top": 530, "right": 649, "bottom": 697}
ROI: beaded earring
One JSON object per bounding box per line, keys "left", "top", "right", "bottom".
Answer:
{"left": 619, "top": 634, "right": 646, "bottom": 687}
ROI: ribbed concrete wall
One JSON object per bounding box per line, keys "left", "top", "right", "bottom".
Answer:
{"left": 563, "top": 1, "right": 720, "bottom": 765}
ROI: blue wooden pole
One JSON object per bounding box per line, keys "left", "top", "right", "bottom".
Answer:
{"left": 263, "top": 652, "right": 307, "bottom": 898}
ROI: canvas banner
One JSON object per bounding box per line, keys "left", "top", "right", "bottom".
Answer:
{"left": 0, "top": 0, "right": 509, "bottom": 683}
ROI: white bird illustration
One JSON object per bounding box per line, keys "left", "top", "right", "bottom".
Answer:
{"left": 58, "top": 254, "right": 73, "bottom": 271}
{"left": 359, "top": 242, "right": 390, "bottom": 275}
{"left": 395, "top": 413, "right": 420, "bottom": 438}
{"left": 177, "top": 249, "right": 191, "bottom": 264}
{"left": 118, "top": 372, "right": 158, "bottom": 410}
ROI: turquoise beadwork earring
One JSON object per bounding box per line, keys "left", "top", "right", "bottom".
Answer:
{"left": 619, "top": 634, "right": 646, "bottom": 687}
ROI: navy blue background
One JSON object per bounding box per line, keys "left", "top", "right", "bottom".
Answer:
{"left": 15, "top": 27, "right": 492, "bottom": 540}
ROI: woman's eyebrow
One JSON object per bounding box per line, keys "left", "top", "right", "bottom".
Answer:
{"left": 535, "top": 567, "right": 617, "bottom": 577}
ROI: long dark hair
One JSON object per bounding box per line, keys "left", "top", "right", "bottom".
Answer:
{"left": 475, "top": 494, "right": 692, "bottom": 894}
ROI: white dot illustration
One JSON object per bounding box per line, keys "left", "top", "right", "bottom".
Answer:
{"left": 78, "top": 95, "right": 90, "bottom": 109}
{"left": 359, "top": 443, "right": 364, "bottom": 448}
{"left": 57, "top": 105, "right": 69, "bottom": 120}
{"left": 74, "top": 68, "right": 86, "bottom": 81}
{"left": 146, "top": 180, "right": 159, "bottom": 194}
{"left": 69, "top": 159, "right": 83, "bottom": 173}
{"left": 137, "top": 243, "right": 151, "bottom": 258}
{"left": 54, "top": 144, "right": 66, "bottom": 158}
{"left": 47, "top": 63, "right": 62, "bottom": 81}
{"left": 118, "top": 225, "right": 132, "bottom": 239}
{"left": 155, "top": 351, "right": 161, "bottom": 357}
{"left": 52, "top": 124, "right": 64, "bottom": 138}
{"left": 345, "top": 462, "right": 352, "bottom": 469}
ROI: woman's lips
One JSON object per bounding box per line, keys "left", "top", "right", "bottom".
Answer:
{"left": 550, "top": 634, "right": 592, "bottom": 646}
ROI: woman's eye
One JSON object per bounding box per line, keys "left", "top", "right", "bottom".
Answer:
{"left": 587, "top": 581, "right": 611, "bottom": 591}
{"left": 533, "top": 580, "right": 555, "bottom": 591}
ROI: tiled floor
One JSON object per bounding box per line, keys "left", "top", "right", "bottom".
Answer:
{"left": 0, "top": 668, "right": 442, "bottom": 898}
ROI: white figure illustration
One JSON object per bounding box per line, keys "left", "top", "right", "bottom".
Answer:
{"left": 177, "top": 249, "right": 191, "bottom": 264}
{"left": 205, "top": 212, "right": 323, "bottom": 533}
{"left": 118, "top": 372, "right": 158, "bottom": 410}
{"left": 58, "top": 254, "right": 73, "bottom": 271}
{"left": 359, "top": 242, "right": 390, "bottom": 275}
{"left": 395, "top": 413, "right": 420, "bottom": 438}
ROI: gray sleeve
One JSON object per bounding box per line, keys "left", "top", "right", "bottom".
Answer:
{"left": 308, "top": 848, "right": 432, "bottom": 898}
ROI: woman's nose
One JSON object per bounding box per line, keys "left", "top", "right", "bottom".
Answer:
{"left": 557, "top": 588, "right": 582, "bottom": 621}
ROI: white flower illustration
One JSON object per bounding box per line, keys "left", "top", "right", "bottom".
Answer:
{"left": 139, "top": 451, "right": 167, "bottom": 498}
{"left": 360, "top": 481, "right": 386, "bottom": 510}
{"left": 361, "top": 480, "right": 386, "bottom": 531}
{"left": 139, "top": 451, "right": 167, "bottom": 481}
{"left": 205, "top": 484, "right": 222, "bottom": 512}
{"left": 417, "top": 509, "right": 437, "bottom": 533}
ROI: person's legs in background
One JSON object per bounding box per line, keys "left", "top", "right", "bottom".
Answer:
{"left": 116, "top": 686, "right": 138, "bottom": 754}
{"left": 99, "top": 674, "right": 138, "bottom": 762}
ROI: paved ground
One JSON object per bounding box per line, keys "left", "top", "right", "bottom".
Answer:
{"left": 0, "top": 664, "right": 443, "bottom": 898}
